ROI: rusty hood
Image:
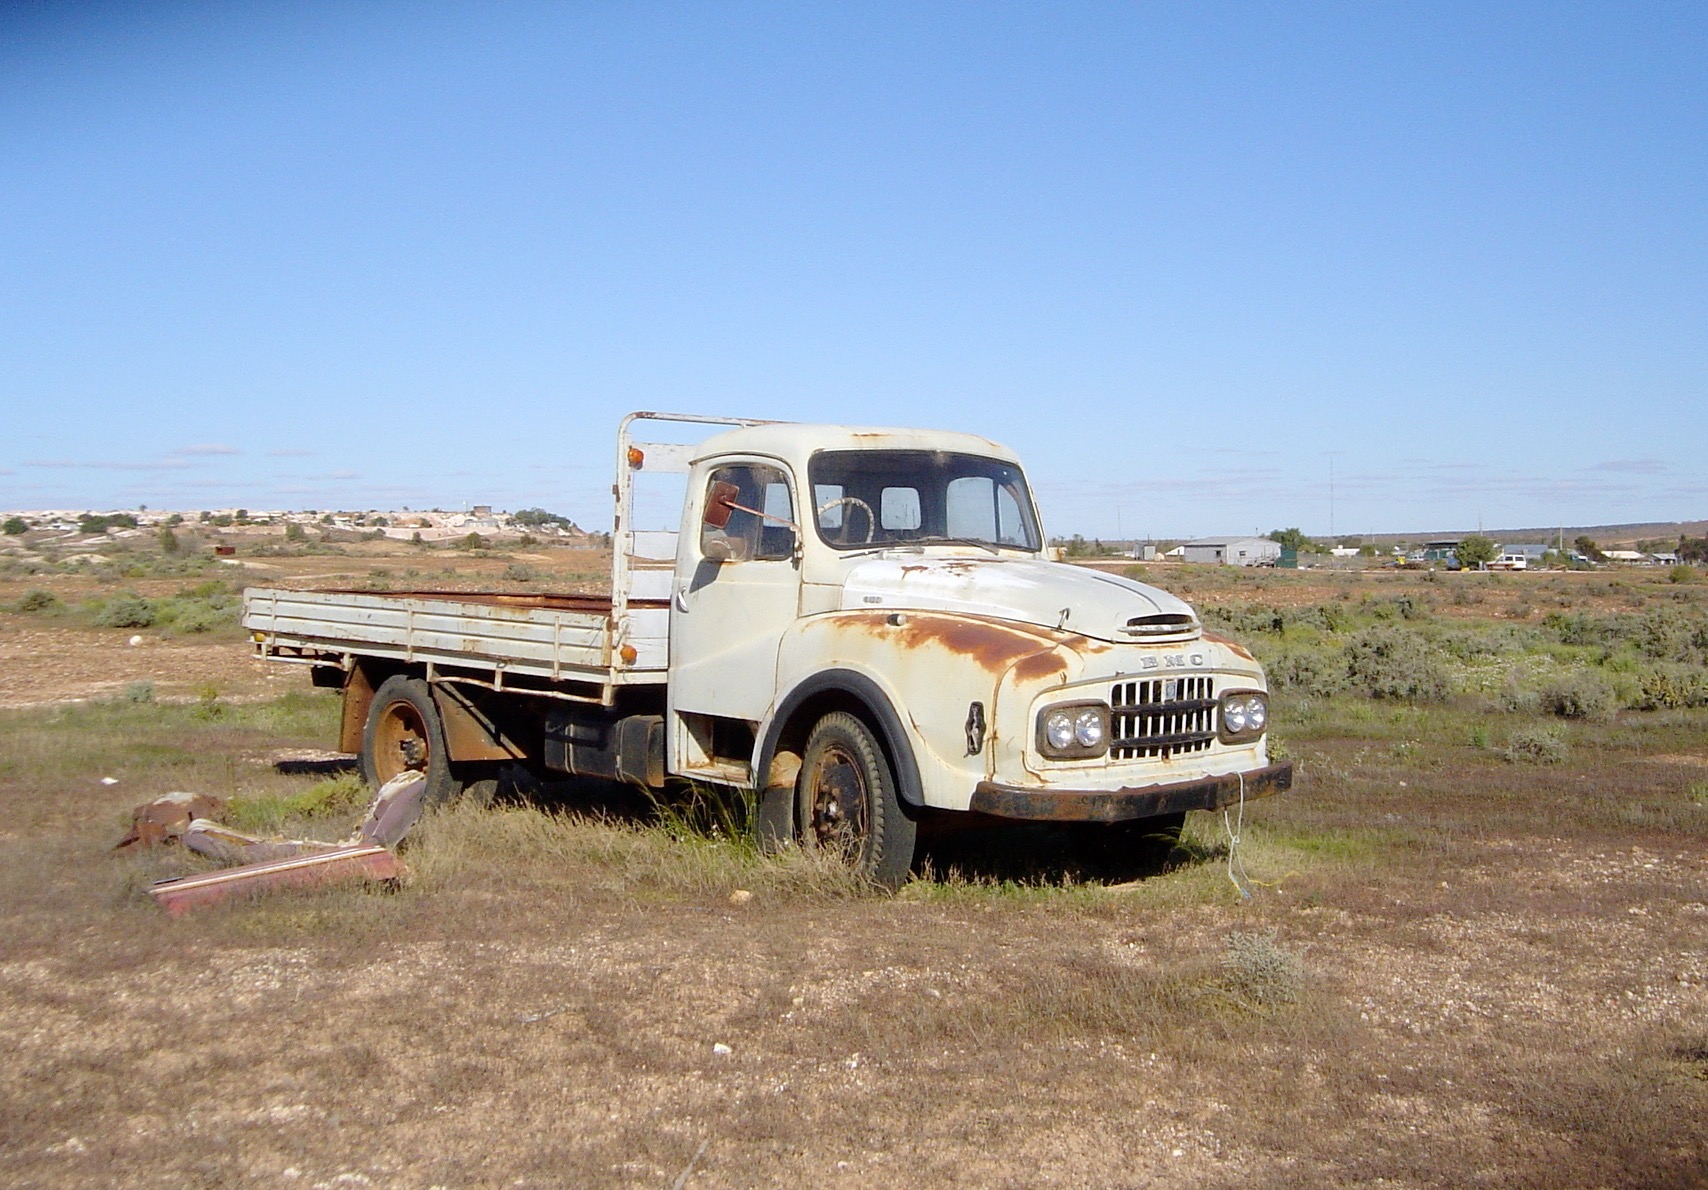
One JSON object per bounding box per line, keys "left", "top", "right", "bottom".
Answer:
{"left": 839, "top": 556, "right": 1200, "bottom": 643}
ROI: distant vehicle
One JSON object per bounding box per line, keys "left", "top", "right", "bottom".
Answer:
{"left": 244, "top": 413, "right": 1291, "bottom": 886}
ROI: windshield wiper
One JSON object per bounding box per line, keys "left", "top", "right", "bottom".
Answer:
{"left": 912, "top": 535, "right": 1005, "bottom": 555}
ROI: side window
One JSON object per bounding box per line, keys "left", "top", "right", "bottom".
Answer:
{"left": 701, "top": 464, "right": 795, "bottom": 562}
{"left": 995, "top": 484, "right": 1025, "bottom": 544}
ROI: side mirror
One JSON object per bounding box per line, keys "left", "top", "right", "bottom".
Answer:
{"left": 703, "top": 481, "right": 738, "bottom": 529}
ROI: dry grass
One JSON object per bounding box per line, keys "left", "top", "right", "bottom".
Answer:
{"left": 1, "top": 567, "right": 1707, "bottom": 1187}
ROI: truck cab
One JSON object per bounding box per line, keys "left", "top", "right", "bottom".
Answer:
{"left": 641, "top": 416, "right": 1290, "bottom": 884}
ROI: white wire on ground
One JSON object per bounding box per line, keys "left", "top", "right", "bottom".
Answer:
{"left": 1223, "top": 771, "right": 1252, "bottom": 901}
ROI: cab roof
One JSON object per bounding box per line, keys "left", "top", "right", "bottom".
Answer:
{"left": 691, "top": 422, "right": 1021, "bottom": 468}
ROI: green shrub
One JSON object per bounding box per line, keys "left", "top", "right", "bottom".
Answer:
{"left": 1628, "top": 664, "right": 1708, "bottom": 711}
{"left": 1669, "top": 564, "right": 1697, "bottom": 584}
{"left": 1367, "top": 593, "right": 1431, "bottom": 621}
{"left": 1497, "top": 682, "right": 1541, "bottom": 715}
{"left": 1261, "top": 646, "right": 1350, "bottom": 697}
{"left": 1543, "top": 611, "right": 1607, "bottom": 646}
{"left": 94, "top": 594, "right": 157, "bottom": 628}
{"left": 14, "top": 589, "right": 61, "bottom": 613}
{"left": 166, "top": 602, "right": 235, "bottom": 634}
{"left": 1435, "top": 624, "right": 1543, "bottom": 660}
{"left": 1343, "top": 627, "right": 1451, "bottom": 701}
{"left": 1503, "top": 726, "right": 1568, "bottom": 764}
{"left": 1637, "top": 608, "right": 1708, "bottom": 663}
{"left": 2, "top": 516, "right": 27, "bottom": 536}
{"left": 1537, "top": 671, "right": 1616, "bottom": 720}
{"left": 1219, "top": 930, "right": 1303, "bottom": 1007}
{"left": 1201, "top": 604, "right": 1283, "bottom": 637}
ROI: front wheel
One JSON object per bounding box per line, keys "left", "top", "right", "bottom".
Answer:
{"left": 797, "top": 711, "right": 916, "bottom": 889}
{"left": 360, "top": 675, "right": 463, "bottom": 808}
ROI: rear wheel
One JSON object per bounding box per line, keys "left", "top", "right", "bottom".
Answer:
{"left": 360, "top": 676, "right": 462, "bottom": 808}
{"left": 797, "top": 711, "right": 916, "bottom": 889}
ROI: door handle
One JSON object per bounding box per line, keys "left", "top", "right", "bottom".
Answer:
{"left": 674, "top": 586, "right": 689, "bottom": 612}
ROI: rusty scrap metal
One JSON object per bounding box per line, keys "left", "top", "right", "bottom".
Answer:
{"left": 128, "top": 772, "right": 430, "bottom": 914}
{"left": 114, "top": 792, "right": 228, "bottom": 850}
{"left": 149, "top": 845, "right": 403, "bottom": 916}
{"left": 182, "top": 820, "right": 340, "bottom": 866}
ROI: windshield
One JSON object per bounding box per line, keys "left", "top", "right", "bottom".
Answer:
{"left": 807, "top": 450, "right": 1042, "bottom": 552}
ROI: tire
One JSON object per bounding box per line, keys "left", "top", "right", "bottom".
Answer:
{"left": 360, "top": 676, "right": 462, "bottom": 809}
{"left": 1070, "top": 811, "right": 1186, "bottom": 879}
{"left": 797, "top": 711, "right": 917, "bottom": 889}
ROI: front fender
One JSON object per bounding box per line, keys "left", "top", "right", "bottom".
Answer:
{"left": 755, "top": 668, "right": 925, "bottom": 807}
{"left": 769, "top": 610, "right": 1081, "bottom": 812}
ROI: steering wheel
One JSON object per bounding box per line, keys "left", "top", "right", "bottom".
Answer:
{"left": 816, "top": 496, "right": 876, "bottom": 545}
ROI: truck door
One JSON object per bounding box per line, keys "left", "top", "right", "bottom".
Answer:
{"left": 669, "top": 459, "right": 801, "bottom": 780}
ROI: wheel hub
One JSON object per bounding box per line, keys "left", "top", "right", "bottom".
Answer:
{"left": 809, "top": 746, "right": 866, "bottom": 851}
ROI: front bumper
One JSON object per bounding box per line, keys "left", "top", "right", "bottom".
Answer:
{"left": 970, "top": 762, "right": 1293, "bottom": 824}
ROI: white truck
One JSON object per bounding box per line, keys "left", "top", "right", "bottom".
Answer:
{"left": 243, "top": 413, "right": 1291, "bottom": 886}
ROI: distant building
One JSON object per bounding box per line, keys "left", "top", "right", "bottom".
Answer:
{"left": 1493, "top": 543, "right": 1549, "bottom": 570}
{"left": 1182, "top": 537, "right": 1281, "bottom": 567}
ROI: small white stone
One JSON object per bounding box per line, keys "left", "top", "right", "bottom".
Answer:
{"left": 100, "top": 777, "right": 118, "bottom": 786}
{"left": 128, "top": 634, "right": 143, "bottom": 646}
{"left": 712, "top": 1042, "right": 732, "bottom": 1055}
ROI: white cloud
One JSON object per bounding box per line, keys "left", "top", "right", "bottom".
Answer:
{"left": 24, "top": 459, "right": 192, "bottom": 472}
{"left": 171, "top": 443, "right": 241, "bottom": 457}
{"left": 1590, "top": 458, "right": 1668, "bottom": 475}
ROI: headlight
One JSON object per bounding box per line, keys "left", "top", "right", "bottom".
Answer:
{"left": 1045, "top": 710, "right": 1077, "bottom": 751}
{"left": 1073, "top": 708, "right": 1105, "bottom": 749}
{"left": 1038, "top": 702, "right": 1111, "bottom": 759}
{"left": 1218, "top": 690, "right": 1268, "bottom": 743}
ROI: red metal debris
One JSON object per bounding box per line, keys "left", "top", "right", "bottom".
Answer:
{"left": 149, "top": 844, "right": 403, "bottom": 917}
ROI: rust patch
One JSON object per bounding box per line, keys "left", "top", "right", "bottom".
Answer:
{"left": 839, "top": 612, "right": 1069, "bottom": 679}
{"left": 1202, "top": 630, "right": 1254, "bottom": 661}
{"left": 431, "top": 683, "right": 527, "bottom": 762}
{"left": 338, "top": 664, "right": 375, "bottom": 756}
{"left": 1013, "top": 648, "right": 1069, "bottom": 683}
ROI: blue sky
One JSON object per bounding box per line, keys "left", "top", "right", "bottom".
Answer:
{"left": 2, "top": 2, "right": 1703, "bottom": 539}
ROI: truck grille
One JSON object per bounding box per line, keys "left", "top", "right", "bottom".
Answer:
{"left": 1111, "top": 676, "right": 1216, "bottom": 759}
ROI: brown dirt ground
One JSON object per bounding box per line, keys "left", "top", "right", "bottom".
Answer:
{"left": 0, "top": 554, "right": 1704, "bottom": 1187}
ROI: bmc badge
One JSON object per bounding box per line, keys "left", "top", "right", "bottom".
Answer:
{"left": 1139, "top": 652, "right": 1205, "bottom": 671}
